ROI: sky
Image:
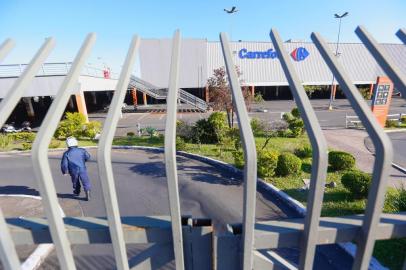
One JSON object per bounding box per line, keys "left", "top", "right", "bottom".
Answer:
{"left": 0, "top": 0, "right": 405, "bottom": 72}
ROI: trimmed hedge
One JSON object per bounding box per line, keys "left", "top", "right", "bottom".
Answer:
{"left": 258, "top": 149, "right": 279, "bottom": 178}
{"left": 341, "top": 170, "right": 372, "bottom": 198}
{"left": 276, "top": 152, "right": 302, "bottom": 176}
{"left": 328, "top": 151, "right": 355, "bottom": 171}
{"left": 294, "top": 145, "right": 312, "bottom": 158}
{"left": 233, "top": 149, "right": 279, "bottom": 178}
{"left": 176, "top": 136, "right": 187, "bottom": 151}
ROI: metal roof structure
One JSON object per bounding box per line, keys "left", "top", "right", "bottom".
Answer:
{"left": 139, "top": 39, "right": 406, "bottom": 88}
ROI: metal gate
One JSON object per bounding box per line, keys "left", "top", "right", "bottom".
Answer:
{"left": 0, "top": 27, "right": 405, "bottom": 270}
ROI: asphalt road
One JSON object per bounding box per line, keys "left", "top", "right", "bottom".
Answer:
{"left": 88, "top": 97, "right": 406, "bottom": 137}
{"left": 365, "top": 131, "right": 406, "bottom": 170}
{"left": 0, "top": 148, "right": 353, "bottom": 269}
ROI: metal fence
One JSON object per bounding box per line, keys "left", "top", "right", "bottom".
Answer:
{"left": 0, "top": 26, "right": 405, "bottom": 270}
{"left": 346, "top": 113, "right": 405, "bottom": 129}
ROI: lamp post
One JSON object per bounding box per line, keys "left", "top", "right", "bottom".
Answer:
{"left": 328, "top": 11, "right": 349, "bottom": 110}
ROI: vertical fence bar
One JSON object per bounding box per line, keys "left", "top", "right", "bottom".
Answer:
{"left": 31, "top": 34, "right": 96, "bottom": 270}
{"left": 220, "top": 32, "right": 258, "bottom": 270}
{"left": 164, "top": 29, "right": 185, "bottom": 270}
{"left": 396, "top": 28, "right": 406, "bottom": 44}
{"left": 270, "top": 28, "right": 329, "bottom": 270}
{"left": 0, "top": 38, "right": 21, "bottom": 270}
{"left": 355, "top": 26, "right": 406, "bottom": 97}
{"left": 0, "top": 39, "right": 14, "bottom": 61}
{"left": 97, "top": 35, "right": 140, "bottom": 270}
{"left": 312, "top": 32, "right": 393, "bottom": 270}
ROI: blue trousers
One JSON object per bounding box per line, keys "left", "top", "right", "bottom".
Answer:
{"left": 70, "top": 171, "right": 91, "bottom": 192}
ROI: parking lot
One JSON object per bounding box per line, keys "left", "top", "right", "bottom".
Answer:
{"left": 89, "top": 97, "right": 406, "bottom": 136}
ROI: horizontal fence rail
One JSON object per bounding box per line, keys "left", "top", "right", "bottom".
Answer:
{"left": 0, "top": 27, "right": 406, "bottom": 270}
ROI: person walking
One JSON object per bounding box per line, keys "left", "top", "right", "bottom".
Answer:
{"left": 61, "top": 137, "right": 92, "bottom": 201}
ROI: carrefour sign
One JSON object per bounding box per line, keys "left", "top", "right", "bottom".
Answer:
{"left": 238, "top": 48, "right": 278, "bottom": 59}
{"left": 238, "top": 47, "right": 309, "bottom": 62}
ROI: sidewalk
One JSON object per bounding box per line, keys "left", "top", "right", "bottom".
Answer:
{"left": 1, "top": 194, "right": 83, "bottom": 269}
{"left": 323, "top": 128, "right": 406, "bottom": 189}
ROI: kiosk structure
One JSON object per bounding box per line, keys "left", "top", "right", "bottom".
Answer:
{"left": 371, "top": 76, "right": 394, "bottom": 127}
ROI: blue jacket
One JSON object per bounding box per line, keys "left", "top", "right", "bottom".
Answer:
{"left": 61, "top": 147, "right": 91, "bottom": 175}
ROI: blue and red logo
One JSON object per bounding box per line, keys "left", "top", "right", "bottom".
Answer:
{"left": 290, "top": 47, "right": 309, "bottom": 61}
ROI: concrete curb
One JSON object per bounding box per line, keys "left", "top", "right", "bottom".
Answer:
{"left": 0, "top": 194, "right": 66, "bottom": 270}
{"left": 363, "top": 136, "right": 406, "bottom": 176}
{"left": 384, "top": 128, "right": 406, "bottom": 133}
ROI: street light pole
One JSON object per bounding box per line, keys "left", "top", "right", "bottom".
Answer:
{"left": 328, "top": 12, "right": 349, "bottom": 110}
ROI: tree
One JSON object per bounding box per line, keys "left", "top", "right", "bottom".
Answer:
{"left": 207, "top": 66, "right": 252, "bottom": 128}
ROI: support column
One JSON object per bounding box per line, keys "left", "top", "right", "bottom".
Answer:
{"left": 369, "top": 83, "right": 374, "bottom": 99}
{"left": 250, "top": 85, "right": 255, "bottom": 96}
{"left": 205, "top": 85, "right": 209, "bottom": 103}
{"left": 23, "top": 97, "right": 35, "bottom": 120}
{"left": 75, "top": 90, "right": 89, "bottom": 123}
{"left": 143, "top": 93, "right": 147, "bottom": 105}
{"left": 131, "top": 88, "right": 138, "bottom": 105}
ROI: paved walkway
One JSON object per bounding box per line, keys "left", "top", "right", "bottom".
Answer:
{"left": 323, "top": 129, "right": 406, "bottom": 188}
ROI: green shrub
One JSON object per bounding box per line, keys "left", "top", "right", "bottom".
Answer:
{"left": 341, "top": 170, "right": 372, "bottom": 198}
{"left": 250, "top": 118, "right": 266, "bottom": 137}
{"left": 282, "top": 112, "right": 295, "bottom": 122}
{"left": 281, "top": 109, "right": 304, "bottom": 138}
{"left": 291, "top": 107, "right": 300, "bottom": 118}
{"left": 328, "top": 151, "right": 355, "bottom": 171}
{"left": 176, "top": 120, "right": 194, "bottom": 142}
{"left": 127, "top": 132, "right": 135, "bottom": 137}
{"left": 176, "top": 136, "right": 187, "bottom": 151}
{"left": 395, "top": 187, "right": 406, "bottom": 211}
{"left": 254, "top": 93, "right": 264, "bottom": 103}
{"left": 0, "top": 134, "right": 12, "bottom": 149}
{"left": 193, "top": 119, "right": 213, "bottom": 143}
{"left": 21, "top": 142, "right": 32, "bottom": 151}
{"left": 54, "top": 112, "right": 86, "bottom": 139}
{"left": 294, "top": 145, "right": 312, "bottom": 158}
{"left": 258, "top": 149, "right": 279, "bottom": 177}
{"left": 83, "top": 121, "right": 101, "bottom": 139}
{"left": 386, "top": 186, "right": 406, "bottom": 212}
{"left": 277, "top": 129, "right": 293, "bottom": 138}
{"left": 288, "top": 118, "right": 304, "bottom": 137}
{"left": 192, "top": 112, "right": 228, "bottom": 144}
{"left": 276, "top": 152, "right": 302, "bottom": 176}
{"left": 49, "top": 139, "right": 61, "bottom": 149}
{"left": 233, "top": 150, "right": 244, "bottom": 169}
{"left": 385, "top": 119, "right": 398, "bottom": 128}
{"left": 401, "top": 116, "right": 406, "bottom": 124}
{"left": 208, "top": 112, "right": 228, "bottom": 142}
{"left": 12, "top": 132, "right": 35, "bottom": 142}
{"left": 142, "top": 127, "right": 158, "bottom": 138}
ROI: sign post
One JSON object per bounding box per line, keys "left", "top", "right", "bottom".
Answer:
{"left": 371, "top": 76, "right": 394, "bottom": 127}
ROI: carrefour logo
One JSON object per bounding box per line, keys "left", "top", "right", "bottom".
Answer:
{"left": 238, "top": 47, "right": 309, "bottom": 61}
{"left": 290, "top": 47, "right": 309, "bottom": 61}
{"left": 238, "top": 48, "right": 278, "bottom": 59}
